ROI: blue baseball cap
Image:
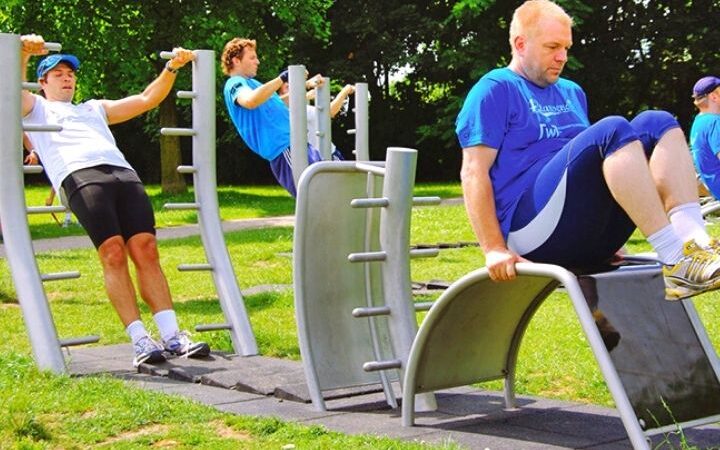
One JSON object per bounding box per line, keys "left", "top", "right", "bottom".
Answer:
{"left": 692, "top": 76, "right": 720, "bottom": 99}
{"left": 36, "top": 54, "right": 80, "bottom": 80}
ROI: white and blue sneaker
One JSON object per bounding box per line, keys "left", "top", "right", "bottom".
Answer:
{"left": 163, "top": 331, "right": 210, "bottom": 358}
{"left": 133, "top": 335, "right": 166, "bottom": 367}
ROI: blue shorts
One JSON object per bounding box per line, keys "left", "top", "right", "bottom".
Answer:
{"left": 269, "top": 144, "right": 344, "bottom": 197}
{"left": 507, "top": 110, "right": 679, "bottom": 269}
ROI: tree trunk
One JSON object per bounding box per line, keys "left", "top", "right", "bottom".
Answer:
{"left": 159, "top": 95, "right": 187, "bottom": 194}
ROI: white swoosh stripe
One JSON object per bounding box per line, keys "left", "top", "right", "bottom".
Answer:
{"left": 507, "top": 170, "right": 567, "bottom": 255}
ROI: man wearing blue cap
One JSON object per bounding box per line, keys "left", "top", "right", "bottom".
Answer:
{"left": 20, "top": 34, "right": 210, "bottom": 368}
{"left": 690, "top": 76, "right": 720, "bottom": 200}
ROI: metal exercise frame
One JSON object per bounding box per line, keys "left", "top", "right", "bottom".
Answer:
{"left": 288, "top": 64, "right": 370, "bottom": 188}
{"left": 159, "top": 49, "right": 257, "bottom": 356}
{"left": 293, "top": 147, "right": 440, "bottom": 411}
{"left": 401, "top": 263, "right": 720, "bottom": 450}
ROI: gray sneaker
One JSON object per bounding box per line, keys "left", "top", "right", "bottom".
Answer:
{"left": 163, "top": 331, "right": 210, "bottom": 358}
{"left": 132, "top": 335, "right": 165, "bottom": 367}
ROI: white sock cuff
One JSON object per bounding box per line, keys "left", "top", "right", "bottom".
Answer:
{"left": 153, "top": 309, "right": 179, "bottom": 342}
{"left": 126, "top": 320, "right": 148, "bottom": 344}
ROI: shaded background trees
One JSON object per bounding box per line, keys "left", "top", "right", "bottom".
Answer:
{"left": 2, "top": 0, "right": 719, "bottom": 185}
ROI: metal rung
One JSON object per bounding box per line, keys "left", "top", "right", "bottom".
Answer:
{"left": 160, "top": 127, "right": 196, "bottom": 136}
{"left": 41, "top": 271, "right": 81, "bottom": 282}
{"left": 354, "top": 162, "right": 385, "bottom": 176}
{"left": 22, "top": 81, "right": 41, "bottom": 90}
{"left": 23, "top": 165, "right": 44, "bottom": 174}
{"left": 28, "top": 205, "right": 66, "bottom": 214}
{"left": 350, "top": 198, "right": 389, "bottom": 208}
{"left": 163, "top": 202, "right": 199, "bottom": 210}
{"left": 348, "top": 251, "right": 387, "bottom": 263}
{"left": 45, "top": 42, "right": 61, "bottom": 52}
{"left": 23, "top": 124, "right": 62, "bottom": 132}
{"left": 195, "top": 323, "right": 232, "bottom": 332}
{"left": 59, "top": 335, "right": 100, "bottom": 347}
{"left": 177, "top": 165, "right": 197, "bottom": 174}
{"left": 177, "top": 263, "right": 213, "bottom": 272}
{"left": 347, "top": 129, "right": 357, "bottom": 135}
{"left": 414, "top": 302, "right": 434, "bottom": 312}
{"left": 363, "top": 359, "right": 402, "bottom": 372}
{"left": 412, "top": 196, "right": 442, "bottom": 206}
{"left": 160, "top": 51, "right": 176, "bottom": 59}
{"left": 352, "top": 306, "right": 391, "bottom": 317}
{"left": 410, "top": 248, "right": 440, "bottom": 259}
{"left": 177, "top": 90, "right": 196, "bottom": 99}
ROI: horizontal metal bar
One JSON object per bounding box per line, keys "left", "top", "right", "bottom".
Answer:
{"left": 363, "top": 360, "right": 402, "bottom": 372}
{"left": 45, "top": 42, "right": 62, "bottom": 52}
{"left": 354, "top": 162, "right": 385, "bottom": 176}
{"left": 23, "top": 124, "right": 62, "bottom": 132}
{"left": 163, "top": 202, "right": 199, "bottom": 210}
{"left": 177, "top": 264, "right": 213, "bottom": 272}
{"left": 23, "top": 165, "right": 44, "bottom": 174}
{"left": 195, "top": 323, "right": 232, "bottom": 332}
{"left": 177, "top": 90, "right": 196, "bottom": 99}
{"left": 348, "top": 251, "right": 387, "bottom": 263}
{"left": 59, "top": 335, "right": 100, "bottom": 347}
{"left": 41, "top": 271, "right": 81, "bottom": 282}
{"left": 347, "top": 129, "right": 357, "bottom": 135}
{"left": 414, "top": 302, "right": 434, "bottom": 312}
{"left": 409, "top": 248, "right": 440, "bottom": 259}
{"left": 22, "top": 81, "right": 41, "bottom": 90}
{"left": 350, "top": 198, "right": 389, "bottom": 208}
{"left": 27, "top": 205, "right": 66, "bottom": 214}
{"left": 412, "top": 196, "right": 442, "bottom": 206}
{"left": 160, "top": 51, "right": 175, "bottom": 59}
{"left": 177, "top": 165, "right": 196, "bottom": 174}
{"left": 160, "top": 127, "right": 196, "bottom": 136}
{"left": 352, "top": 306, "right": 391, "bottom": 317}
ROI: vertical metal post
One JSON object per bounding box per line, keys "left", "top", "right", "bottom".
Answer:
{"left": 190, "top": 50, "right": 258, "bottom": 356}
{"left": 380, "top": 147, "right": 436, "bottom": 411}
{"left": 289, "top": 65, "right": 308, "bottom": 189}
{"left": 0, "top": 33, "right": 66, "bottom": 373}
{"left": 354, "top": 83, "right": 369, "bottom": 161}
{"left": 315, "top": 78, "right": 332, "bottom": 160}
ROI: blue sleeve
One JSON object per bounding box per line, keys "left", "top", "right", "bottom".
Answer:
{"left": 224, "top": 77, "right": 248, "bottom": 104}
{"left": 707, "top": 120, "right": 720, "bottom": 156}
{"left": 455, "top": 77, "right": 508, "bottom": 150}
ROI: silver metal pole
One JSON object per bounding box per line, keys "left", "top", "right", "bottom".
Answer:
{"left": 0, "top": 33, "right": 66, "bottom": 373}
{"left": 188, "top": 50, "right": 258, "bottom": 356}
{"left": 289, "top": 65, "right": 308, "bottom": 190}
{"left": 315, "top": 78, "right": 332, "bottom": 160}
{"left": 354, "top": 83, "right": 369, "bottom": 161}
{"left": 380, "top": 147, "right": 436, "bottom": 411}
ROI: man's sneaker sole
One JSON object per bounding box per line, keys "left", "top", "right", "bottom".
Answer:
{"left": 165, "top": 342, "right": 211, "bottom": 358}
{"left": 665, "top": 277, "right": 720, "bottom": 301}
{"left": 133, "top": 349, "right": 166, "bottom": 368}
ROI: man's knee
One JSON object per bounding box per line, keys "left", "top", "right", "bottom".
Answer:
{"left": 98, "top": 235, "right": 128, "bottom": 269}
{"left": 585, "top": 116, "right": 635, "bottom": 158}
{"left": 127, "top": 233, "right": 161, "bottom": 267}
{"left": 631, "top": 110, "right": 678, "bottom": 135}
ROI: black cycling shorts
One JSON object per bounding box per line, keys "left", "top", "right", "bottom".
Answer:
{"left": 61, "top": 165, "right": 156, "bottom": 248}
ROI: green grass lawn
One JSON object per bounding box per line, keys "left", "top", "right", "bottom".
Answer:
{"left": 3, "top": 182, "right": 719, "bottom": 448}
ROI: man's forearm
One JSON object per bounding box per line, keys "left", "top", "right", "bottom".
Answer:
{"left": 239, "top": 77, "right": 283, "bottom": 109}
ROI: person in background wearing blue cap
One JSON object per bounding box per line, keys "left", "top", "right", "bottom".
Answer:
{"left": 220, "top": 37, "right": 327, "bottom": 197}
{"left": 457, "top": 0, "right": 720, "bottom": 301}
{"left": 690, "top": 76, "right": 720, "bottom": 200}
{"left": 19, "top": 34, "right": 211, "bottom": 368}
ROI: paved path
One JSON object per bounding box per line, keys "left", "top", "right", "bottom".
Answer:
{"left": 68, "top": 345, "right": 720, "bottom": 450}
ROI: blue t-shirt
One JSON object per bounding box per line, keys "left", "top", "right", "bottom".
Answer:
{"left": 455, "top": 67, "right": 590, "bottom": 237}
{"left": 690, "top": 113, "right": 720, "bottom": 199}
{"left": 223, "top": 76, "right": 290, "bottom": 161}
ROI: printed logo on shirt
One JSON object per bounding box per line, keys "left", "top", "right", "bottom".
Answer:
{"left": 528, "top": 98, "right": 574, "bottom": 118}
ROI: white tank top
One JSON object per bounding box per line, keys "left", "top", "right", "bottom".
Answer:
{"left": 23, "top": 95, "right": 134, "bottom": 191}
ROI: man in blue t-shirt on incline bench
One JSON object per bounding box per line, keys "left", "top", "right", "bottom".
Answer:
{"left": 456, "top": 0, "right": 720, "bottom": 301}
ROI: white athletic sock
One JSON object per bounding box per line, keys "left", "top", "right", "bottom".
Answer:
{"left": 647, "top": 224, "right": 684, "bottom": 265}
{"left": 669, "top": 202, "right": 710, "bottom": 247}
{"left": 153, "top": 309, "right": 180, "bottom": 342}
{"left": 126, "top": 320, "right": 149, "bottom": 344}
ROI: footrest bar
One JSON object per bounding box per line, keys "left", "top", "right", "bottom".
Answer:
{"left": 41, "top": 271, "right": 81, "bottom": 282}
{"left": 163, "top": 202, "right": 199, "bottom": 210}
{"left": 363, "top": 360, "right": 402, "bottom": 372}
{"left": 177, "top": 264, "right": 213, "bottom": 272}
{"left": 352, "top": 306, "right": 391, "bottom": 317}
{"left": 195, "top": 323, "right": 232, "bottom": 332}
{"left": 59, "top": 335, "right": 100, "bottom": 347}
